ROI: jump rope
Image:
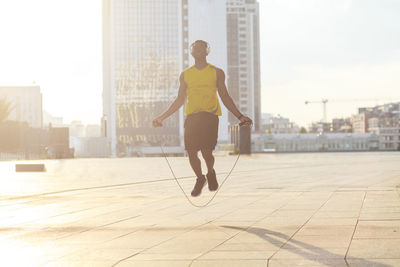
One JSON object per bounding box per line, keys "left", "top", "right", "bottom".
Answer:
{"left": 154, "top": 42, "right": 251, "bottom": 207}
{"left": 155, "top": 121, "right": 251, "bottom": 208}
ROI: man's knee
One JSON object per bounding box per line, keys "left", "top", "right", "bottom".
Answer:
{"left": 187, "top": 149, "right": 199, "bottom": 159}
{"left": 201, "top": 149, "right": 214, "bottom": 160}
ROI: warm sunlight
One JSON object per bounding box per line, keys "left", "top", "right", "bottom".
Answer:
{"left": 0, "top": 1, "right": 399, "bottom": 266}
{"left": 0, "top": 0, "right": 102, "bottom": 125}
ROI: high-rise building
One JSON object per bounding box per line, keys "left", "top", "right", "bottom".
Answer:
{"left": 103, "top": 0, "right": 183, "bottom": 156}
{"left": 226, "top": 0, "right": 261, "bottom": 130}
{"left": 186, "top": 0, "right": 230, "bottom": 142}
{"left": 0, "top": 85, "right": 43, "bottom": 128}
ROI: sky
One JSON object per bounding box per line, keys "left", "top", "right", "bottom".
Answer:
{"left": 259, "top": 0, "right": 400, "bottom": 125}
{"left": 0, "top": 0, "right": 399, "bottom": 127}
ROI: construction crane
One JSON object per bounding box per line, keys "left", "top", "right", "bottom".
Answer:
{"left": 305, "top": 97, "right": 400, "bottom": 123}
{"left": 305, "top": 99, "right": 328, "bottom": 122}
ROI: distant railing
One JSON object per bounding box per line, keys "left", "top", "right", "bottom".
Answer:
{"left": 0, "top": 152, "right": 49, "bottom": 161}
{"left": 0, "top": 152, "right": 25, "bottom": 161}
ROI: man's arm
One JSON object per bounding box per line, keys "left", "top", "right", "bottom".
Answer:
{"left": 152, "top": 72, "right": 187, "bottom": 127}
{"left": 216, "top": 68, "right": 252, "bottom": 125}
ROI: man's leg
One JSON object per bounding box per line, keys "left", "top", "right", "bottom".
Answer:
{"left": 187, "top": 149, "right": 206, "bottom": 197}
{"left": 200, "top": 148, "right": 214, "bottom": 174}
{"left": 201, "top": 148, "right": 218, "bottom": 191}
{"left": 187, "top": 149, "right": 203, "bottom": 178}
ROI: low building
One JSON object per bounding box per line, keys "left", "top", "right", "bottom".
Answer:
{"left": 0, "top": 85, "right": 43, "bottom": 128}
{"left": 352, "top": 113, "right": 372, "bottom": 133}
{"left": 86, "top": 124, "right": 101, "bottom": 137}
{"left": 0, "top": 122, "right": 72, "bottom": 160}
{"left": 369, "top": 127, "right": 400, "bottom": 150}
{"left": 69, "top": 137, "right": 109, "bottom": 158}
{"left": 261, "top": 114, "right": 299, "bottom": 134}
{"left": 353, "top": 101, "right": 400, "bottom": 133}
{"left": 366, "top": 108, "right": 400, "bottom": 150}
{"left": 332, "top": 118, "right": 352, "bottom": 133}
{"left": 47, "top": 127, "right": 72, "bottom": 158}
{"left": 69, "top": 120, "right": 85, "bottom": 137}
{"left": 309, "top": 122, "right": 332, "bottom": 133}
{"left": 43, "top": 111, "right": 64, "bottom": 128}
{"left": 252, "top": 133, "right": 379, "bottom": 153}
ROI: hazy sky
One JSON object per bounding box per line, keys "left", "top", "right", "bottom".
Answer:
{"left": 0, "top": 0, "right": 399, "bottom": 127}
{"left": 259, "top": 0, "right": 400, "bottom": 125}
{"left": 0, "top": 0, "right": 102, "bottom": 124}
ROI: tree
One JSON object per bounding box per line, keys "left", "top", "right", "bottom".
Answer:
{"left": 300, "top": 127, "right": 307, "bottom": 134}
{"left": 0, "top": 97, "right": 13, "bottom": 123}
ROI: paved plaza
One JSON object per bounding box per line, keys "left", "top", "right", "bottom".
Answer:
{"left": 0, "top": 152, "right": 399, "bottom": 267}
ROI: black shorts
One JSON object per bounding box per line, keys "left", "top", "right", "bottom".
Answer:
{"left": 184, "top": 112, "right": 219, "bottom": 151}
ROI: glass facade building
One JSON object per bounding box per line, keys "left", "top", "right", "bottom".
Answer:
{"left": 227, "top": 0, "right": 261, "bottom": 131}
{"left": 103, "top": 0, "right": 183, "bottom": 156}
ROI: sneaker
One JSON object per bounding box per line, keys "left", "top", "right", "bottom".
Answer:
{"left": 206, "top": 169, "right": 218, "bottom": 191}
{"left": 191, "top": 175, "right": 207, "bottom": 197}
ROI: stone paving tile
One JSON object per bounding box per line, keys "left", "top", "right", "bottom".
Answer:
{"left": 346, "top": 258, "right": 400, "bottom": 267}
{"left": 123, "top": 252, "right": 201, "bottom": 260}
{"left": 268, "top": 259, "right": 348, "bottom": 267}
{"left": 271, "top": 247, "right": 347, "bottom": 260}
{"left": 192, "top": 259, "right": 268, "bottom": 267}
{"left": 359, "top": 212, "right": 400, "bottom": 220}
{"left": 255, "top": 216, "right": 308, "bottom": 226}
{"left": 227, "top": 231, "right": 285, "bottom": 245}
{"left": 213, "top": 241, "right": 280, "bottom": 251}
{"left": 284, "top": 235, "right": 352, "bottom": 249}
{"left": 295, "top": 225, "right": 355, "bottom": 237}
{"left": 362, "top": 206, "right": 400, "bottom": 213}
{"left": 312, "top": 210, "right": 361, "bottom": 218}
{"left": 141, "top": 238, "right": 225, "bottom": 254}
{"left": 198, "top": 250, "right": 274, "bottom": 260}
{"left": 2, "top": 242, "right": 75, "bottom": 267}
{"left": 59, "top": 248, "right": 140, "bottom": 262}
{"left": 42, "top": 261, "right": 117, "bottom": 267}
{"left": 117, "top": 260, "right": 192, "bottom": 267}
{"left": 305, "top": 217, "right": 358, "bottom": 226}
{"left": 353, "top": 220, "right": 400, "bottom": 239}
{"left": 347, "top": 238, "right": 400, "bottom": 259}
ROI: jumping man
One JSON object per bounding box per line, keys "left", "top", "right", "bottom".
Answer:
{"left": 152, "top": 40, "right": 252, "bottom": 197}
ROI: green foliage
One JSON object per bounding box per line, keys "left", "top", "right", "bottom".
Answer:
{"left": 300, "top": 127, "right": 307, "bottom": 134}
{"left": 0, "top": 97, "right": 13, "bottom": 122}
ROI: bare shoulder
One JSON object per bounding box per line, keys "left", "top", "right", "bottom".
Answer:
{"left": 209, "top": 64, "right": 225, "bottom": 78}
{"left": 209, "top": 64, "right": 223, "bottom": 72}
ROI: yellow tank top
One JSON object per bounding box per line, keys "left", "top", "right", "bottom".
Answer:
{"left": 183, "top": 64, "right": 222, "bottom": 116}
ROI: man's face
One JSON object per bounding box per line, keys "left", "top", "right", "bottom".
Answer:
{"left": 191, "top": 42, "right": 208, "bottom": 59}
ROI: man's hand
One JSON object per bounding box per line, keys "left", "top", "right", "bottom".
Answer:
{"left": 152, "top": 117, "right": 164, "bottom": 127}
{"left": 239, "top": 115, "right": 253, "bottom": 127}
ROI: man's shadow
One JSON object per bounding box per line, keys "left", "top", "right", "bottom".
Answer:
{"left": 222, "top": 226, "right": 391, "bottom": 267}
